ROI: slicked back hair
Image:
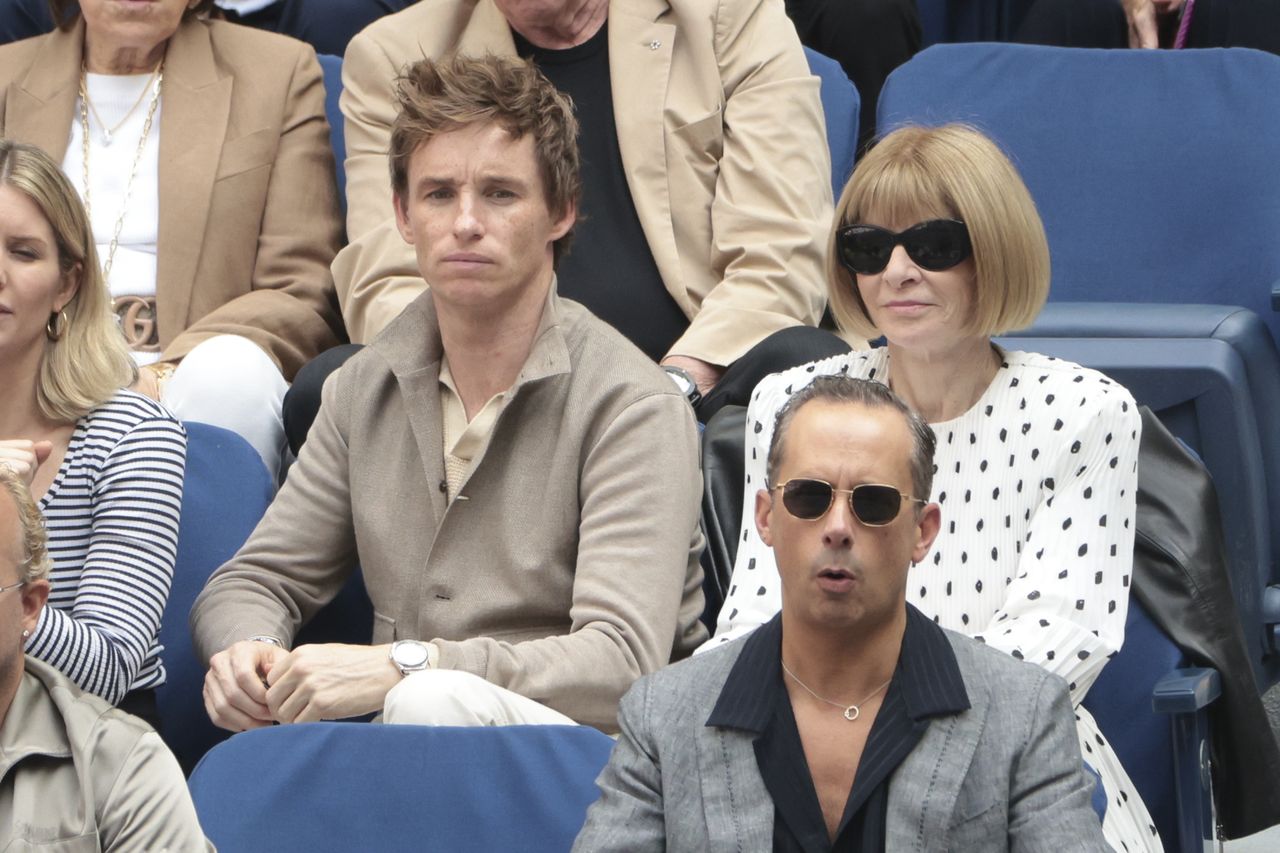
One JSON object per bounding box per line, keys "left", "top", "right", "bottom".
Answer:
{"left": 388, "top": 54, "right": 581, "bottom": 267}
{"left": 766, "top": 375, "right": 937, "bottom": 502}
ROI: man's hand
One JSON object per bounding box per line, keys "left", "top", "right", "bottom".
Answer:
{"left": 0, "top": 440, "right": 52, "bottom": 487}
{"left": 264, "top": 643, "right": 400, "bottom": 724}
{"left": 660, "top": 355, "right": 724, "bottom": 395}
{"left": 204, "top": 640, "right": 289, "bottom": 732}
{"left": 1122, "top": 0, "right": 1186, "bottom": 49}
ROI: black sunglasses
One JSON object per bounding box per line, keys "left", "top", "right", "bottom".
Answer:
{"left": 836, "top": 219, "right": 972, "bottom": 276}
{"left": 773, "top": 479, "right": 927, "bottom": 526}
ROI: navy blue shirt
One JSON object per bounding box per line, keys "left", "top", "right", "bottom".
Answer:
{"left": 707, "top": 606, "right": 971, "bottom": 852}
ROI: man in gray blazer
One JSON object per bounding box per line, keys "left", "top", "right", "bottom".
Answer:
{"left": 575, "top": 376, "right": 1108, "bottom": 851}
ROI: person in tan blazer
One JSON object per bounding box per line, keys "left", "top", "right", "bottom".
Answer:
{"left": 313, "top": 0, "right": 848, "bottom": 427}
{"left": 0, "top": 1, "right": 345, "bottom": 477}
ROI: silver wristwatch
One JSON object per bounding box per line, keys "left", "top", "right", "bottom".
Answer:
{"left": 389, "top": 639, "right": 431, "bottom": 676}
{"left": 246, "top": 634, "right": 285, "bottom": 648}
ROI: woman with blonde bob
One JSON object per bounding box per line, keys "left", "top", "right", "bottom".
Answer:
{"left": 708, "top": 124, "right": 1157, "bottom": 852}
{"left": 0, "top": 139, "right": 185, "bottom": 727}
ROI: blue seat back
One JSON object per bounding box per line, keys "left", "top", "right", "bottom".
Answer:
{"left": 878, "top": 44, "right": 1280, "bottom": 346}
{"left": 188, "top": 723, "right": 617, "bottom": 852}
{"left": 159, "top": 423, "right": 274, "bottom": 773}
{"left": 999, "top": 304, "right": 1280, "bottom": 687}
{"left": 803, "top": 47, "right": 860, "bottom": 198}
{"left": 1083, "top": 597, "right": 1185, "bottom": 849}
{"left": 317, "top": 53, "right": 346, "bottom": 212}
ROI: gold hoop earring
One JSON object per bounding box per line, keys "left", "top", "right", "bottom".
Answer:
{"left": 46, "top": 309, "right": 68, "bottom": 341}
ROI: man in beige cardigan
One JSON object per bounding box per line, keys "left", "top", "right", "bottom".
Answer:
{"left": 192, "top": 54, "right": 706, "bottom": 734}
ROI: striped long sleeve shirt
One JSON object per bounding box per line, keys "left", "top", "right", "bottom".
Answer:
{"left": 27, "top": 390, "right": 187, "bottom": 704}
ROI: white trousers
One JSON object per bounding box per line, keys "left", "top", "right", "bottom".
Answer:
{"left": 382, "top": 670, "right": 578, "bottom": 727}
{"left": 162, "top": 335, "right": 288, "bottom": 483}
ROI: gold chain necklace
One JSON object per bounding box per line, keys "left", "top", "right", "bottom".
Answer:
{"left": 781, "top": 660, "right": 892, "bottom": 721}
{"left": 80, "top": 63, "right": 161, "bottom": 147}
{"left": 78, "top": 60, "right": 163, "bottom": 286}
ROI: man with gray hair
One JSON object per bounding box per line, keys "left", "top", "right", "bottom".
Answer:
{"left": 575, "top": 376, "right": 1107, "bottom": 851}
{"left": 0, "top": 468, "right": 210, "bottom": 851}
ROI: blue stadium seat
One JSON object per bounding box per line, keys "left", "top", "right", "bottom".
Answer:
{"left": 998, "top": 304, "right": 1280, "bottom": 690}
{"left": 188, "top": 723, "right": 616, "bottom": 852}
{"left": 158, "top": 422, "right": 274, "bottom": 773}
{"left": 803, "top": 47, "right": 860, "bottom": 199}
{"left": 317, "top": 53, "right": 346, "bottom": 213}
{"left": 878, "top": 43, "right": 1280, "bottom": 345}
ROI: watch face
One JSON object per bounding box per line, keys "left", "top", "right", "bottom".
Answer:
{"left": 665, "top": 368, "right": 694, "bottom": 396}
{"left": 393, "top": 641, "right": 429, "bottom": 669}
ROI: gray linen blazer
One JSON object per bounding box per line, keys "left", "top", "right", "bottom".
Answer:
{"left": 574, "top": 626, "right": 1109, "bottom": 852}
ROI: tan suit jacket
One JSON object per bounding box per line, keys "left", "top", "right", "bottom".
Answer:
{"left": 0, "top": 18, "right": 345, "bottom": 379}
{"left": 0, "top": 658, "right": 212, "bottom": 851}
{"left": 191, "top": 287, "right": 708, "bottom": 731}
{"left": 335, "top": 0, "right": 832, "bottom": 366}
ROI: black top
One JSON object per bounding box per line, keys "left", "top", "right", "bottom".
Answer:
{"left": 707, "top": 606, "right": 971, "bottom": 852}
{"left": 514, "top": 24, "right": 689, "bottom": 362}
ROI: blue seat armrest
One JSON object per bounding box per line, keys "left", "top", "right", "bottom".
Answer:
{"left": 1152, "top": 667, "right": 1221, "bottom": 714}
{"left": 1271, "top": 278, "right": 1280, "bottom": 311}
{"left": 1264, "top": 584, "right": 1280, "bottom": 653}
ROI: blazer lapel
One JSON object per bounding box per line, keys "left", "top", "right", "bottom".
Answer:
{"left": 696, "top": 726, "right": 774, "bottom": 851}
{"left": 155, "top": 19, "right": 231, "bottom": 340}
{"left": 607, "top": 0, "right": 682, "bottom": 301}
{"left": 456, "top": 0, "right": 518, "bottom": 57}
{"left": 6, "top": 23, "right": 82, "bottom": 160}
{"left": 886, "top": 713, "right": 982, "bottom": 853}
{"left": 382, "top": 297, "right": 450, "bottom": 527}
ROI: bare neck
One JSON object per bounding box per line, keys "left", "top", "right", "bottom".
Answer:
{"left": 435, "top": 281, "right": 551, "bottom": 419}
{"left": 83, "top": 40, "right": 166, "bottom": 75}
{"left": 0, "top": 351, "right": 60, "bottom": 437}
{"left": 884, "top": 337, "right": 1001, "bottom": 424}
{"left": 779, "top": 608, "right": 905, "bottom": 704}
{"left": 505, "top": 0, "right": 609, "bottom": 49}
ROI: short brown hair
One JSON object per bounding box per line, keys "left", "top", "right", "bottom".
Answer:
{"left": 828, "top": 124, "right": 1050, "bottom": 341}
{"left": 0, "top": 468, "right": 51, "bottom": 585}
{"left": 389, "top": 54, "right": 581, "bottom": 267}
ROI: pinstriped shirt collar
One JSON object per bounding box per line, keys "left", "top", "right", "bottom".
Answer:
{"left": 707, "top": 604, "right": 970, "bottom": 733}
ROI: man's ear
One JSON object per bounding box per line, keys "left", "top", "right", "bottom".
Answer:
{"left": 393, "top": 193, "right": 415, "bottom": 246}
{"left": 20, "top": 578, "right": 49, "bottom": 638}
{"left": 910, "top": 503, "right": 942, "bottom": 565}
{"left": 754, "top": 488, "right": 775, "bottom": 548}
{"left": 549, "top": 198, "right": 576, "bottom": 243}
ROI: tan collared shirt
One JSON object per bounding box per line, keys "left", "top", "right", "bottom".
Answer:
{"left": 438, "top": 357, "right": 508, "bottom": 501}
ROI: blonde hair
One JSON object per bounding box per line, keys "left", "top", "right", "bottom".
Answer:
{"left": 0, "top": 467, "right": 51, "bottom": 585}
{"left": 388, "top": 55, "right": 581, "bottom": 267}
{"left": 828, "top": 124, "right": 1050, "bottom": 341}
{"left": 0, "top": 140, "right": 136, "bottom": 423}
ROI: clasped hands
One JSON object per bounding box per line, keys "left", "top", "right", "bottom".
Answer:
{"left": 203, "top": 640, "right": 402, "bottom": 732}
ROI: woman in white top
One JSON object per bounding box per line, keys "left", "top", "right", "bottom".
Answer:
{"left": 0, "top": 139, "right": 185, "bottom": 727}
{"left": 709, "top": 124, "right": 1156, "bottom": 852}
{"left": 0, "top": 0, "right": 345, "bottom": 481}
